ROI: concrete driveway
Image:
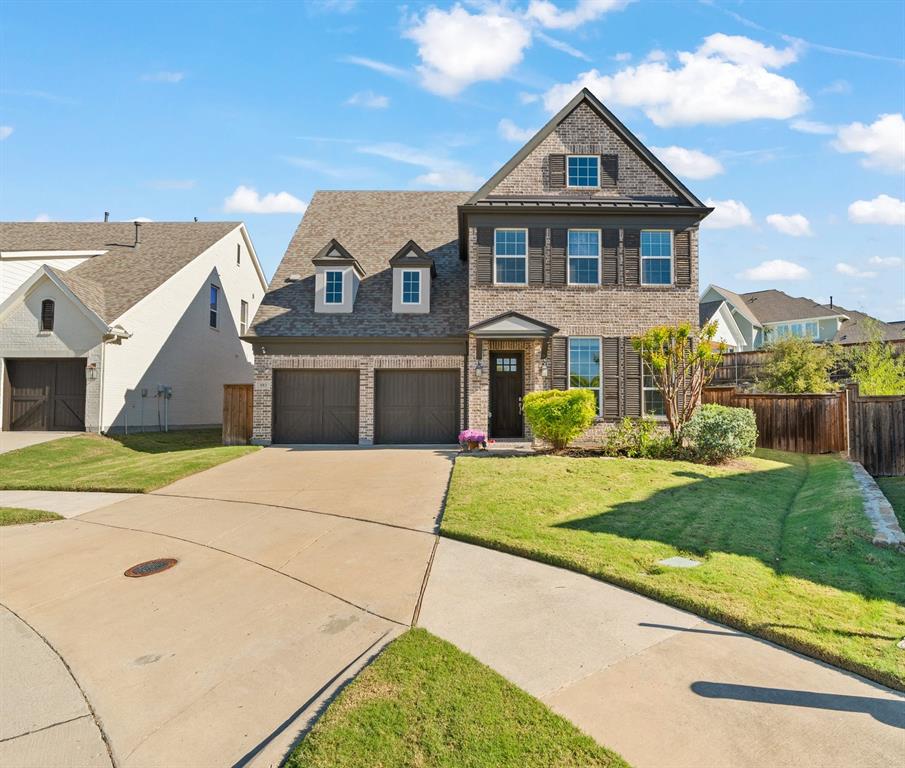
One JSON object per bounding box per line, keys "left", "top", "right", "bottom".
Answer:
{"left": 0, "top": 431, "right": 77, "bottom": 454}
{"left": 0, "top": 446, "right": 454, "bottom": 768}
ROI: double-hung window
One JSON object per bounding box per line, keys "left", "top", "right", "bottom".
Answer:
{"left": 240, "top": 300, "right": 249, "bottom": 335}
{"left": 568, "top": 337, "right": 601, "bottom": 415}
{"left": 641, "top": 230, "right": 672, "bottom": 285}
{"left": 568, "top": 229, "right": 600, "bottom": 285}
{"left": 209, "top": 284, "right": 219, "bottom": 328}
{"left": 643, "top": 361, "right": 665, "bottom": 417}
{"left": 402, "top": 270, "right": 421, "bottom": 304}
{"left": 325, "top": 270, "right": 343, "bottom": 304}
{"left": 494, "top": 229, "right": 527, "bottom": 284}
{"left": 567, "top": 155, "right": 599, "bottom": 188}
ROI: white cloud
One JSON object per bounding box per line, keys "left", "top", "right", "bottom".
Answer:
{"left": 835, "top": 262, "right": 876, "bottom": 279}
{"left": 820, "top": 79, "right": 851, "bottom": 95}
{"left": 536, "top": 32, "right": 590, "bottom": 61}
{"left": 833, "top": 113, "right": 905, "bottom": 173}
{"left": 0, "top": 125, "right": 12, "bottom": 140}
{"left": 526, "top": 0, "right": 631, "bottom": 30}
{"left": 357, "top": 142, "right": 481, "bottom": 188}
{"left": 141, "top": 71, "right": 184, "bottom": 83}
{"left": 518, "top": 91, "right": 539, "bottom": 104}
{"left": 612, "top": 52, "right": 632, "bottom": 62}
{"left": 790, "top": 119, "right": 834, "bottom": 135}
{"left": 869, "top": 255, "right": 903, "bottom": 267}
{"left": 766, "top": 213, "right": 812, "bottom": 237}
{"left": 543, "top": 34, "right": 808, "bottom": 126}
{"left": 650, "top": 146, "right": 723, "bottom": 179}
{"left": 404, "top": 5, "right": 532, "bottom": 96}
{"left": 498, "top": 118, "right": 535, "bottom": 142}
{"left": 340, "top": 55, "right": 408, "bottom": 78}
{"left": 848, "top": 194, "right": 905, "bottom": 225}
{"left": 130, "top": 217, "right": 154, "bottom": 223}
{"left": 739, "top": 259, "right": 809, "bottom": 281}
{"left": 34, "top": 213, "right": 50, "bottom": 222}
{"left": 223, "top": 185, "right": 307, "bottom": 214}
{"left": 702, "top": 198, "right": 754, "bottom": 229}
{"left": 346, "top": 90, "right": 389, "bottom": 109}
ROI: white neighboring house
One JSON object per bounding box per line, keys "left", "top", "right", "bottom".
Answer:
{"left": 0, "top": 221, "right": 267, "bottom": 433}
{"left": 699, "top": 285, "right": 764, "bottom": 351}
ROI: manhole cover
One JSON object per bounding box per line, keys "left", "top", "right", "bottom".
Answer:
{"left": 124, "top": 558, "right": 178, "bottom": 578}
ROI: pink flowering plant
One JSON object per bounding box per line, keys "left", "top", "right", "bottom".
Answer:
{"left": 458, "top": 429, "right": 487, "bottom": 450}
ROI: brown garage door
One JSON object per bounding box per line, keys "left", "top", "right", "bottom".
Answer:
{"left": 7, "top": 358, "right": 86, "bottom": 431}
{"left": 272, "top": 369, "right": 359, "bottom": 444}
{"left": 375, "top": 370, "right": 459, "bottom": 444}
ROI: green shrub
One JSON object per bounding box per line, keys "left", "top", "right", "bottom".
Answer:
{"left": 684, "top": 404, "right": 758, "bottom": 464}
{"left": 601, "top": 417, "right": 659, "bottom": 457}
{"left": 523, "top": 389, "right": 597, "bottom": 450}
{"left": 845, "top": 322, "right": 905, "bottom": 395}
{"left": 759, "top": 337, "right": 837, "bottom": 393}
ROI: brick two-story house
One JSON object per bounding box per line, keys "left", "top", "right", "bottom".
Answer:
{"left": 246, "top": 89, "right": 712, "bottom": 445}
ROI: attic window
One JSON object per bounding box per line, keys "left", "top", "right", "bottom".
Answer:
{"left": 236, "top": 244, "right": 241, "bottom": 266}
{"left": 40, "top": 299, "right": 55, "bottom": 331}
{"left": 325, "top": 271, "right": 343, "bottom": 304}
{"left": 567, "top": 155, "right": 599, "bottom": 188}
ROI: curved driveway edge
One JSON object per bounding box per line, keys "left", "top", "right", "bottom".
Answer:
{"left": 418, "top": 537, "right": 905, "bottom": 768}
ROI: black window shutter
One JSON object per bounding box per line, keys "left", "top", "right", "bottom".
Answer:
{"left": 623, "top": 338, "right": 642, "bottom": 417}
{"left": 550, "top": 228, "right": 567, "bottom": 285}
{"left": 602, "top": 337, "right": 620, "bottom": 421}
{"left": 551, "top": 336, "right": 568, "bottom": 390}
{"left": 674, "top": 229, "right": 691, "bottom": 286}
{"left": 601, "top": 154, "right": 618, "bottom": 188}
{"left": 476, "top": 227, "right": 493, "bottom": 284}
{"left": 602, "top": 229, "right": 618, "bottom": 285}
{"left": 549, "top": 154, "right": 566, "bottom": 188}
{"left": 623, "top": 228, "right": 640, "bottom": 285}
{"left": 528, "top": 227, "right": 545, "bottom": 284}
{"left": 41, "top": 299, "right": 55, "bottom": 331}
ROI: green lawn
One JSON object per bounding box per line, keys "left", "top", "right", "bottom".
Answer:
{"left": 0, "top": 507, "right": 63, "bottom": 526}
{"left": 443, "top": 450, "right": 905, "bottom": 691}
{"left": 288, "top": 629, "right": 627, "bottom": 768}
{"left": 876, "top": 477, "right": 905, "bottom": 530}
{"left": 0, "top": 430, "right": 258, "bottom": 493}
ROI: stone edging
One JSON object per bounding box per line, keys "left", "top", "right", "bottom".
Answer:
{"left": 847, "top": 460, "right": 905, "bottom": 552}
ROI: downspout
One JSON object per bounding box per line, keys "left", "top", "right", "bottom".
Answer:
{"left": 98, "top": 340, "right": 106, "bottom": 434}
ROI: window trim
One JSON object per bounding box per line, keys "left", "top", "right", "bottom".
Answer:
{"left": 240, "top": 299, "right": 249, "bottom": 335}
{"left": 324, "top": 269, "right": 344, "bottom": 305}
{"left": 209, "top": 284, "right": 219, "bottom": 329}
{"left": 566, "top": 154, "right": 601, "bottom": 189}
{"left": 493, "top": 227, "right": 529, "bottom": 286}
{"left": 640, "top": 229, "right": 674, "bottom": 286}
{"left": 566, "top": 228, "right": 602, "bottom": 286}
{"left": 401, "top": 269, "right": 421, "bottom": 305}
{"left": 567, "top": 336, "right": 603, "bottom": 416}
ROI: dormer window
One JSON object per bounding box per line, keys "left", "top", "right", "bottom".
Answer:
{"left": 402, "top": 271, "right": 421, "bottom": 304}
{"left": 312, "top": 239, "right": 365, "bottom": 314}
{"left": 390, "top": 240, "right": 434, "bottom": 314}
{"left": 325, "top": 270, "right": 343, "bottom": 304}
{"left": 567, "top": 155, "right": 599, "bottom": 188}
{"left": 40, "top": 299, "right": 55, "bottom": 331}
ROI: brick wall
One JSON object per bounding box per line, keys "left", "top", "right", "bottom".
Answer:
{"left": 253, "top": 353, "right": 465, "bottom": 445}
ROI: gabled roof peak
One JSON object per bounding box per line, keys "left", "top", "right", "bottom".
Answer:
{"left": 312, "top": 238, "right": 366, "bottom": 276}
{"left": 389, "top": 239, "right": 436, "bottom": 276}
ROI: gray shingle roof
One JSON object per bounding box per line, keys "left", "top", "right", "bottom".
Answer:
{"left": 699, "top": 300, "right": 723, "bottom": 327}
{"left": 0, "top": 222, "right": 239, "bottom": 322}
{"left": 739, "top": 289, "right": 845, "bottom": 324}
{"left": 707, "top": 285, "right": 761, "bottom": 328}
{"left": 832, "top": 306, "right": 905, "bottom": 345}
{"left": 249, "top": 191, "right": 472, "bottom": 338}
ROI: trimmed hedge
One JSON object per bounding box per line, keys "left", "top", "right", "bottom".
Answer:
{"left": 523, "top": 389, "right": 597, "bottom": 450}
{"left": 684, "top": 404, "right": 758, "bottom": 463}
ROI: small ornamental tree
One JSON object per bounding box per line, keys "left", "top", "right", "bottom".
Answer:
{"left": 845, "top": 320, "right": 905, "bottom": 396}
{"left": 760, "top": 336, "right": 837, "bottom": 394}
{"left": 632, "top": 322, "right": 725, "bottom": 440}
{"left": 523, "top": 389, "right": 596, "bottom": 450}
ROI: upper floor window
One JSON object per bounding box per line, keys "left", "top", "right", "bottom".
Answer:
{"left": 209, "top": 284, "right": 219, "bottom": 328}
{"left": 773, "top": 321, "right": 818, "bottom": 340}
{"left": 568, "top": 229, "right": 600, "bottom": 285}
{"left": 402, "top": 270, "right": 421, "bottom": 304}
{"left": 494, "top": 229, "right": 527, "bottom": 285}
{"left": 569, "top": 337, "right": 601, "bottom": 415}
{"left": 325, "top": 270, "right": 343, "bottom": 304}
{"left": 240, "top": 300, "right": 249, "bottom": 335}
{"left": 236, "top": 244, "right": 242, "bottom": 266}
{"left": 641, "top": 230, "right": 672, "bottom": 285}
{"left": 40, "top": 299, "right": 55, "bottom": 332}
{"left": 567, "top": 155, "right": 599, "bottom": 188}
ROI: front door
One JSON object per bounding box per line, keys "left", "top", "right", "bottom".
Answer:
{"left": 490, "top": 352, "right": 524, "bottom": 438}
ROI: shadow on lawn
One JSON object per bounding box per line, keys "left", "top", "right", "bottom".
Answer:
{"left": 554, "top": 457, "right": 905, "bottom": 606}
{"left": 109, "top": 429, "right": 225, "bottom": 454}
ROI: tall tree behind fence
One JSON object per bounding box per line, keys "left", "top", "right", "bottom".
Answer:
{"left": 846, "top": 384, "right": 905, "bottom": 476}
{"left": 223, "top": 384, "right": 253, "bottom": 445}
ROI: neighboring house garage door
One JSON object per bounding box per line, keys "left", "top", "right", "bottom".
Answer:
{"left": 272, "top": 369, "right": 359, "bottom": 444}
{"left": 375, "top": 370, "right": 459, "bottom": 444}
{"left": 6, "top": 358, "right": 86, "bottom": 431}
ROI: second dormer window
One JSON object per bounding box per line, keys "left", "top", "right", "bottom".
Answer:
{"left": 402, "top": 270, "right": 421, "bottom": 304}
{"left": 567, "top": 155, "right": 599, "bottom": 187}
{"left": 325, "top": 270, "right": 343, "bottom": 304}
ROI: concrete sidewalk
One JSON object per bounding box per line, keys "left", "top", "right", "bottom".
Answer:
{"left": 418, "top": 538, "right": 905, "bottom": 768}
{"left": 0, "top": 490, "right": 137, "bottom": 518}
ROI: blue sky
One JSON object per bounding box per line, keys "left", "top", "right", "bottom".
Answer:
{"left": 2, "top": 0, "right": 903, "bottom": 319}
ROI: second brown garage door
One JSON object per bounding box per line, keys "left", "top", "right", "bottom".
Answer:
{"left": 272, "top": 370, "right": 359, "bottom": 444}
{"left": 375, "top": 370, "right": 459, "bottom": 444}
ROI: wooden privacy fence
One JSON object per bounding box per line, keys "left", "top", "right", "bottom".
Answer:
{"left": 702, "top": 387, "right": 847, "bottom": 454}
{"left": 846, "top": 384, "right": 905, "bottom": 476}
{"left": 222, "top": 384, "right": 253, "bottom": 445}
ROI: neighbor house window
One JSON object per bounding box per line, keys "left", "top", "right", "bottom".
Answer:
{"left": 402, "top": 270, "right": 421, "bottom": 304}
{"left": 494, "top": 229, "right": 527, "bottom": 284}
{"left": 209, "top": 285, "right": 219, "bottom": 328}
{"left": 236, "top": 244, "right": 241, "bottom": 266}
{"left": 325, "top": 270, "right": 343, "bottom": 304}
{"left": 772, "top": 322, "right": 819, "bottom": 340}
{"left": 641, "top": 230, "right": 672, "bottom": 285}
{"left": 567, "top": 155, "right": 599, "bottom": 187}
{"left": 40, "top": 299, "right": 55, "bottom": 332}
{"left": 569, "top": 337, "right": 601, "bottom": 415}
{"left": 240, "top": 300, "right": 248, "bottom": 335}
{"left": 568, "top": 229, "right": 600, "bottom": 285}
{"left": 643, "top": 361, "right": 665, "bottom": 417}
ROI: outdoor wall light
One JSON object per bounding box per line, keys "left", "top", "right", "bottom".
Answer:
{"left": 540, "top": 360, "right": 549, "bottom": 378}
{"left": 85, "top": 363, "right": 98, "bottom": 380}
{"left": 474, "top": 360, "right": 484, "bottom": 378}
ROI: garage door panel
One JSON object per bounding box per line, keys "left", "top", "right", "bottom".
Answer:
{"left": 272, "top": 370, "right": 359, "bottom": 444}
{"left": 375, "top": 370, "right": 458, "bottom": 444}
